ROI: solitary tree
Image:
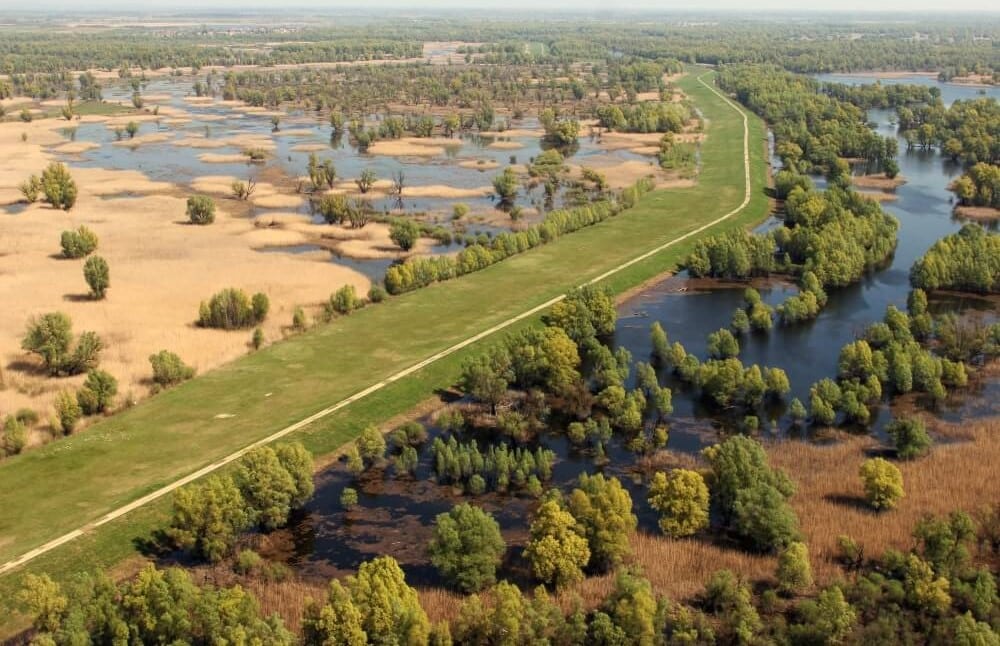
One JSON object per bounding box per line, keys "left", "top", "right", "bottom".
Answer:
{"left": 886, "top": 417, "right": 933, "bottom": 460}
{"left": 860, "top": 457, "right": 905, "bottom": 511}
{"left": 428, "top": 503, "right": 506, "bottom": 593}
{"left": 83, "top": 255, "right": 109, "bottom": 299}
{"left": 647, "top": 469, "right": 710, "bottom": 538}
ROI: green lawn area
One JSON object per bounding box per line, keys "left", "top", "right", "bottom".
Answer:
{"left": 0, "top": 71, "right": 770, "bottom": 632}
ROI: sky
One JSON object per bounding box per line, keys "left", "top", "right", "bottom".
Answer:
{"left": 4, "top": 0, "right": 999, "bottom": 12}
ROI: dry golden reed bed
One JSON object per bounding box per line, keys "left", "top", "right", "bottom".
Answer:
{"left": 243, "top": 417, "right": 1000, "bottom": 628}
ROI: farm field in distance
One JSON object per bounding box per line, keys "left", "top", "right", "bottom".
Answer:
{"left": 0, "top": 7, "right": 998, "bottom": 644}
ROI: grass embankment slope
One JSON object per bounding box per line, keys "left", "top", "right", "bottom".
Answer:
{"left": 0, "top": 71, "right": 768, "bottom": 629}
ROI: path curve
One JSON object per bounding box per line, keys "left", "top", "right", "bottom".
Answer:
{"left": 0, "top": 72, "right": 751, "bottom": 577}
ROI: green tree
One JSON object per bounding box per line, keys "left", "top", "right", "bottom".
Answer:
{"left": 21, "top": 312, "right": 73, "bottom": 374}
{"left": 428, "top": 502, "right": 506, "bottom": 592}
{"left": 460, "top": 350, "right": 512, "bottom": 414}
{"left": 41, "top": 162, "right": 77, "bottom": 210}
{"left": 776, "top": 541, "right": 813, "bottom": 595}
{"left": 389, "top": 219, "right": 420, "bottom": 251}
{"left": 647, "top": 469, "right": 710, "bottom": 538}
{"left": 886, "top": 417, "right": 933, "bottom": 459}
{"left": 566, "top": 473, "right": 637, "bottom": 570}
{"left": 302, "top": 580, "right": 367, "bottom": 646}
{"left": 601, "top": 568, "right": 661, "bottom": 646}
{"left": 356, "top": 425, "right": 387, "bottom": 466}
{"left": 860, "top": 457, "right": 905, "bottom": 511}
{"left": 524, "top": 499, "right": 590, "bottom": 587}
{"left": 348, "top": 556, "right": 430, "bottom": 645}
{"left": 76, "top": 369, "right": 117, "bottom": 415}
{"left": 83, "top": 255, "right": 109, "bottom": 299}
{"left": 235, "top": 446, "right": 302, "bottom": 530}
{"left": 17, "top": 573, "right": 67, "bottom": 634}
{"left": 340, "top": 487, "right": 359, "bottom": 510}
{"left": 166, "top": 475, "right": 250, "bottom": 562}
{"left": 732, "top": 481, "right": 801, "bottom": 551}
{"left": 703, "top": 570, "right": 762, "bottom": 645}
{"left": 492, "top": 167, "right": 519, "bottom": 204}
{"left": 650, "top": 321, "right": 670, "bottom": 364}
{"left": 789, "top": 586, "right": 857, "bottom": 644}
{"left": 707, "top": 328, "right": 740, "bottom": 359}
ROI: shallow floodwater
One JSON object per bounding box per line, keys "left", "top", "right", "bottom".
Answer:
{"left": 269, "top": 77, "right": 1000, "bottom": 584}
{"left": 46, "top": 77, "right": 656, "bottom": 279}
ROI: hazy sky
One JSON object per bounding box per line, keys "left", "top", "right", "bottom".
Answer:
{"left": 5, "top": 0, "right": 1000, "bottom": 12}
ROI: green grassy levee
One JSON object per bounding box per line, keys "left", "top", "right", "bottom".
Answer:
{"left": 0, "top": 71, "right": 770, "bottom": 632}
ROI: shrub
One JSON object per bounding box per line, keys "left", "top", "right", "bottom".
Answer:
{"left": 251, "top": 293, "right": 269, "bottom": 322}
{"left": 452, "top": 203, "right": 470, "bottom": 219}
{"left": 83, "top": 255, "right": 109, "bottom": 299}
{"left": 186, "top": 195, "right": 215, "bottom": 225}
{"left": 149, "top": 350, "right": 195, "bottom": 387}
{"left": 776, "top": 541, "right": 813, "bottom": 595}
{"left": 251, "top": 327, "right": 264, "bottom": 350}
{"left": 340, "top": 487, "right": 359, "bottom": 510}
{"left": 77, "top": 369, "right": 117, "bottom": 414}
{"left": 198, "top": 288, "right": 268, "bottom": 329}
{"left": 860, "top": 457, "right": 905, "bottom": 510}
{"left": 234, "top": 549, "right": 263, "bottom": 575}
{"left": 40, "top": 163, "right": 77, "bottom": 210}
{"left": 291, "top": 307, "right": 308, "bottom": 331}
{"left": 492, "top": 167, "right": 518, "bottom": 203}
{"left": 60, "top": 225, "right": 98, "bottom": 258}
{"left": 19, "top": 175, "right": 41, "bottom": 203}
{"left": 389, "top": 220, "right": 420, "bottom": 252}
{"left": 326, "top": 284, "right": 361, "bottom": 317}
{"left": 2, "top": 416, "right": 27, "bottom": 456}
{"left": 14, "top": 408, "right": 39, "bottom": 426}
{"left": 54, "top": 391, "right": 82, "bottom": 434}
{"left": 886, "top": 417, "right": 933, "bottom": 459}
{"left": 367, "top": 285, "right": 387, "bottom": 303}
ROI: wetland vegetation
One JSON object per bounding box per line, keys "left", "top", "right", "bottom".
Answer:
{"left": 1, "top": 8, "right": 999, "bottom": 645}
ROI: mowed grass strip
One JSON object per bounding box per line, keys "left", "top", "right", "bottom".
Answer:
{"left": 0, "top": 72, "right": 768, "bottom": 580}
